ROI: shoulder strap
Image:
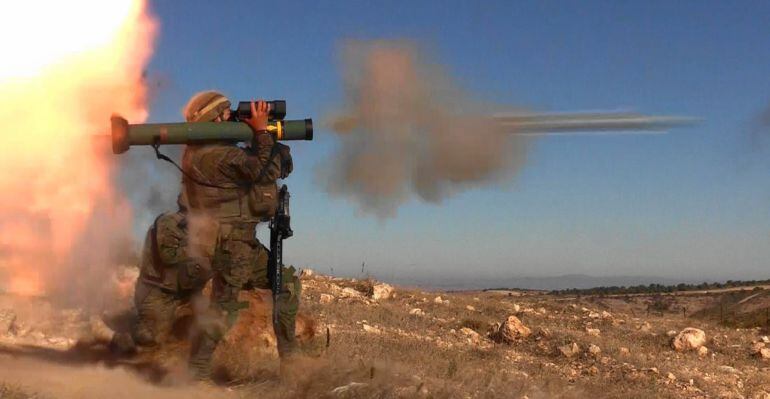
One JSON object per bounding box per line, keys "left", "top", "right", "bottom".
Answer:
{"left": 152, "top": 140, "right": 283, "bottom": 188}
{"left": 152, "top": 143, "right": 241, "bottom": 190}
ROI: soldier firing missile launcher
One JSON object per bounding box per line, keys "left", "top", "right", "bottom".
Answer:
{"left": 108, "top": 107, "right": 695, "bottom": 155}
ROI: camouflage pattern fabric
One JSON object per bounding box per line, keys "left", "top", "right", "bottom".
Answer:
{"left": 188, "top": 221, "right": 300, "bottom": 380}
{"left": 138, "top": 212, "right": 212, "bottom": 294}
{"left": 132, "top": 280, "right": 186, "bottom": 346}
{"left": 131, "top": 212, "right": 210, "bottom": 347}
{"left": 183, "top": 91, "right": 231, "bottom": 123}
{"left": 178, "top": 118, "right": 296, "bottom": 380}
{"left": 179, "top": 137, "right": 283, "bottom": 223}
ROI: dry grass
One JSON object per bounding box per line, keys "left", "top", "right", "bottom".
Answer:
{"left": 1, "top": 274, "right": 769, "bottom": 398}
{"left": 269, "top": 274, "right": 770, "bottom": 398}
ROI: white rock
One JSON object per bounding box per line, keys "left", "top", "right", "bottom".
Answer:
{"left": 89, "top": 316, "right": 115, "bottom": 343}
{"left": 667, "top": 372, "right": 676, "bottom": 381}
{"left": 671, "top": 327, "right": 707, "bottom": 352}
{"left": 330, "top": 382, "right": 369, "bottom": 396}
{"left": 362, "top": 324, "right": 381, "bottom": 334}
{"left": 409, "top": 308, "right": 425, "bottom": 316}
{"left": 559, "top": 342, "right": 580, "bottom": 358}
{"left": 666, "top": 330, "right": 678, "bottom": 337}
{"left": 460, "top": 327, "right": 481, "bottom": 341}
{"left": 371, "top": 283, "right": 394, "bottom": 300}
{"left": 698, "top": 346, "right": 709, "bottom": 357}
{"left": 619, "top": 347, "right": 630, "bottom": 356}
{"left": 433, "top": 296, "right": 444, "bottom": 304}
{"left": 320, "top": 294, "right": 334, "bottom": 304}
{"left": 762, "top": 336, "right": 770, "bottom": 344}
{"left": 300, "top": 268, "right": 315, "bottom": 277}
{"left": 496, "top": 315, "right": 531, "bottom": 343}
{"left": 465, "top": 305, "right": 476, "bottom": 311}
{"left": 46, "top": 336, "right": 75, "bottom": 350}
{"left": 760, "top": 348, "right": 770, "bottom": 360}
{"left": 512, "top": 304, "right": 521, "bottom": 313}
{"left": 588, "top": 344, "right": 602, "bottom": 356}
{"left": 600, "top": 311, "right": 613, "bottom": 319}
{"left": 341, "top": 287, "right": 363, "bottom": 298}
{"left": 586, "top": 327, "right": 601, "bottom": 337}
{"left": 587, "top": 311, "right": 600, "bottom": 319}
{"left": 638, "top": 322, "right": 652, "bottom": 333}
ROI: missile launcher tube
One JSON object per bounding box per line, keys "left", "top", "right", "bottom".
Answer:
{"left": 110, "top": 116, "right": 313, "bottom": 154}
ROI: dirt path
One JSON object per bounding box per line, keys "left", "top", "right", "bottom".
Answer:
{"left": 0, "top": 354, "right": 233, "bottom": 399}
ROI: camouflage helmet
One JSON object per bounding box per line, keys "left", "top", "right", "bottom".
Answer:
{"left": 183, "top": 90, "right": 231, "bottom": 122}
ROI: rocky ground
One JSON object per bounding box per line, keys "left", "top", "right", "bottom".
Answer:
{"left": 0, "top": 270, "right": 769, "bottom": 398}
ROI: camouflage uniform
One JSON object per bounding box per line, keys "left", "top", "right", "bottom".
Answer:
{"left": 179, "top": 97, "right": 298, "bottom": 379}
{"left": 132, "top": 211, "right": 211, "bottom": 347}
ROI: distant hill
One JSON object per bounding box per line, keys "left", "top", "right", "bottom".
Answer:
{"left": 389, "top": 274, "right": 690, "bottom": 291}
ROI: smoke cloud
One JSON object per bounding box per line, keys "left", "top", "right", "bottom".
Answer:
{"left": 323, "top": 41, "right": 532, "bottom": 217}
{"left": 117, "top": 146, "right": 184, "bottom": 234}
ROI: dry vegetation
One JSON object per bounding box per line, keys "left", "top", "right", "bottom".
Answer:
{"left": 1, "top": 271, "right": 769, "bottom": 398}
{"left": 288, "top": 273, "right": 770, "bottom": 398}
{"left": 0, "top": 383, "right": 45, "bottom": 399}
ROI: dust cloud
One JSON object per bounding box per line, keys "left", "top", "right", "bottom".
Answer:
{"left": 117, "top": 146, "right": 185, "bottom": 233}
{"left": 0, "top": 0, "right": 156, "bottom": 312}
{"left": 323, "top": 40, "right": 533, "bottom": 217}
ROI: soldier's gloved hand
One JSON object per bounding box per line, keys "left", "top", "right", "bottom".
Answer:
{"left": 242, "top": 100, "right": 270, "bottom": 135}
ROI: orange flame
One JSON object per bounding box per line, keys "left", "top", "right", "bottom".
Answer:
{"left": 0, "top": 1, "right": 156, "bottom": 297}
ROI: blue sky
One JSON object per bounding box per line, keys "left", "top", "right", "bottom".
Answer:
{"left": 140, "top": 0, "right": 770, "bottom": 283}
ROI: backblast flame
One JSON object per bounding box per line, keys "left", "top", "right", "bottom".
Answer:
{"left": 0, "top": 1, "right": 156, "bottom": 302}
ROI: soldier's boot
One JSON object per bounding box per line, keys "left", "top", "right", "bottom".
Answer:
{"left": 89, "top": 315, "right": 116, "bottom": 343}
{"left": 274, "top": 269, "right": 301, "bottom": 380}
{"left": 110, "top": 332, "right": 137, "bottom": 355}
{"left": 188, "top": 332, "right": 220, "bottom": 381}
{"left": 188, "top": 298, "right": 239, "bottom": 381}
{"left": 133, "top": 327, "right": 158, "bottom": 348}
{"left": 274, "top": 300, "right": 298, "bottom": 357}
{"left": 276, "top": 318, "right": 298, "bottom": 381}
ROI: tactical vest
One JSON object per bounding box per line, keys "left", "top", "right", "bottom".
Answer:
{"left": 180, "top": 144, "right": 277, "bottom": 222}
